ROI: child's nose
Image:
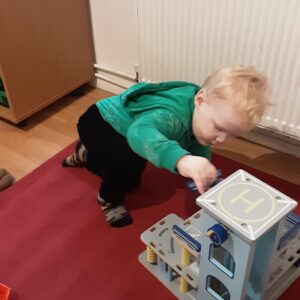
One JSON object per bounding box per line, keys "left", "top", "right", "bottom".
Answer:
{"left": 216, "top": 132, "right": 229, "bottom": 143}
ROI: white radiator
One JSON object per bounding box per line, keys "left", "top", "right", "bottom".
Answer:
{"left": 137, "top": 0, "right": 300, "bottom": 139}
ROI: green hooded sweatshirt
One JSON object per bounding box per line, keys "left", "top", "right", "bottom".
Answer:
{"left": 96, "top": 81, "right": 211, "bottom": 173}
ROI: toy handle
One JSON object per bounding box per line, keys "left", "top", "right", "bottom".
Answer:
{"left": 206, "top": 224, "right": 228, "bottom": 246}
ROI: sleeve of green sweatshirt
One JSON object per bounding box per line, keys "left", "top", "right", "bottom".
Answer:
{"left": 187, "top": 138, "right": 211, "bottom": 161}
{"left": 126, "top": 110, "right": 189, "bottom": 173}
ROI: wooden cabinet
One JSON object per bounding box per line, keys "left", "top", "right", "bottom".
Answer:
{"left": 0, "top": 0, "right": 94, "bottom": 123}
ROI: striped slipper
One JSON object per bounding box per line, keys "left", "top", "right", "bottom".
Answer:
{"left": 97, "top": 194, "right": 133, "bottom": 228}
{"left": 0, "top": 169, "right": 14, "bottom": 191}
{"left": 62, "top": 141, "right": 87, "bottom": 167}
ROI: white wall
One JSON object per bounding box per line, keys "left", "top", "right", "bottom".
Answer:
{"left": 89, "top": 0, "right": 139, "bottom": 93}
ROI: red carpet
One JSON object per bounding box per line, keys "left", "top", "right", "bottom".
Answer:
{"left": 0, "top": 142, "right": 299, "bottom": 300}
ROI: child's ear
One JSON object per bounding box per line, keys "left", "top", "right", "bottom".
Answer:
{"left": 195, "top": 89, "right": 205, "bottom": 106}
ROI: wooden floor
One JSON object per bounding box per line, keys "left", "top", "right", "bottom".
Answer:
{"left": 0, "top": 85, "right": 299, "bottom": 186}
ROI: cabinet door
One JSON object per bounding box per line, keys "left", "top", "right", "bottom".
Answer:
{"left": 0, "top": 0, "right": 94, "bottom": 122}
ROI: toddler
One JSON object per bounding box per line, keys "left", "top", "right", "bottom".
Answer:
{"left": 63, "top": 65, "right": 269, "bottom": 227}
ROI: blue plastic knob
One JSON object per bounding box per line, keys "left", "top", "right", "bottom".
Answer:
{"left": 207, "top": 224, "right": 228, "bottom": 246}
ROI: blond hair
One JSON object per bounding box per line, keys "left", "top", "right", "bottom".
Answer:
{"left": 202, "top": 65, "right": 270, "bottom": 130}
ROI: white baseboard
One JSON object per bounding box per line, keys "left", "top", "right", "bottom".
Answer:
{"left": 241, "top": 127, "right": 300, "bottom": 158}
{"left": 89, "top": 71, "right": 136, "bottom": 95}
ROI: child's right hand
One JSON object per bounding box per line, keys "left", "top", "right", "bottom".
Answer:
{"left": 176, "top": 155, "right": 217, "bottom": 194}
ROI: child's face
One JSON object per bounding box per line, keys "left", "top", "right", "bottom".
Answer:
{"left": 192, "top": 90, "right": 245, "bottom": 146}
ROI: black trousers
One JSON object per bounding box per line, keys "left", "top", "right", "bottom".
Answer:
{"left": 77, "top": 104, "right": 147, "bottom": 204}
